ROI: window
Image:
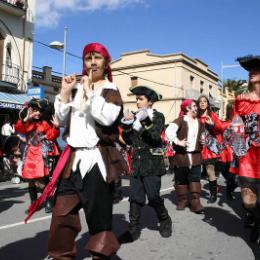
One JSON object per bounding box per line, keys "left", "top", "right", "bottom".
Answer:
{"left": 190, "top": 76, "right": 194, "bottom": 88}
{"left": 6, "top": 43, "right": 12, "bottom": 67}
{"left": 131, "top": 76, "right": 138, "bottom": 88}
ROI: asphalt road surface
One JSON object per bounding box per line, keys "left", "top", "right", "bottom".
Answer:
{"left": 0, "top": 174, "right": 259, "bottom": 260}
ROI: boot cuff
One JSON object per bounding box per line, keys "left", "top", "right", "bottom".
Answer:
{"left": 86, "top": 231, "right": 120, "bottom": 257}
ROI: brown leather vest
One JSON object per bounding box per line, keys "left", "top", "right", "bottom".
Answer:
{"left": 171, "top": 117, "right": 205, "bottom": 167}
{"left": 63, "top": 88, "right": 127, "bottom": 183}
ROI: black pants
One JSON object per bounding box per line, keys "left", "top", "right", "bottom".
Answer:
{"left": 56, "top": 164, "right": 113, "bottom": 234}
{"left": 174, "top": 165, "right": 201, "bottom": 185}
{"left": 129, "top": 175, "right": 163, "bottom": 206}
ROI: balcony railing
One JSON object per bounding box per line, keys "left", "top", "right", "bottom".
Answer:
{"left": 0, "top": 0, "right": 25, "bottom": 16}
{"left": 0, "top": 62, "right": 20, "bottom": 85}
{"left": 1, "top": 0, "right": 24, "bottom": 8}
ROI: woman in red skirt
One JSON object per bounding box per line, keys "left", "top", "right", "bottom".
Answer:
{"left": 197, "top": 95, "right": 230, "bottom": 203}
{"left": 230, "top": 56, "right": 260, "bottom": 244}
{"left": 15, "top": 98, "right": 60, "bottom": 213}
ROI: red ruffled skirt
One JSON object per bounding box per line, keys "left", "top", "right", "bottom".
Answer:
{"left": 237, "top": 145, "right": 260, "bottom": 179}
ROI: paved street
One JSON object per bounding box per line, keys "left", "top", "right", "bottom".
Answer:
{"left": 0, "top": 174, "right": 259, "bottom": 260}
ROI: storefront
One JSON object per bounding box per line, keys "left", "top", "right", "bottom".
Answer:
{"left": 0, "top": 92, "right": 31, "bottom": 126}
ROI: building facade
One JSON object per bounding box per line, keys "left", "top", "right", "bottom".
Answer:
{"left": 31, "top": 66, "right": 61, "bottom": 102}
{"left": 0, "top": 0, "right": 35, "bottom": 93}
{"left": 111, "top": 50, "right": 221, "bottom": 123}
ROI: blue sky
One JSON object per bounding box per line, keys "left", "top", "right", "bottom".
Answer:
{"left": 33, "top": 0, "right": 260, "bottom": 81}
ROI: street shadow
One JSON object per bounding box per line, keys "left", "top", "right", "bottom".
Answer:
{"left": 76, "top": 214, "right": 127, "bottom": 259}
{"left": 202, "top": 206, "right": 260, "bottom": 260}
{"left": 0, "top": 219, "right": 125, "bottom": 260}
{"left": 163, "top": 187, "right": 209, "bottom": 208}
{"left": 0, "top": 187, "right": 27, "bottom": 213}
{"left": 0, "top": 199, "right": 23, "bottom": 213}
{"left": 0, "top": 230, "right": 48, "bottom": 260}
{"left": 116, "top": 205, "right": 161, "bottom": 245}
{"left": 0, "top": 187, "right": 27, "bottom": 200}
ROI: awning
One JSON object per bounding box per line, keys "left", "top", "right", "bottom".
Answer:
{"left": 0, "top": 92, "right": 31, "bottom": 110}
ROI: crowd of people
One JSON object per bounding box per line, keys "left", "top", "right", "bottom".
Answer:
{"left": 1, "top": 42, "right": 259, "bottom": 259}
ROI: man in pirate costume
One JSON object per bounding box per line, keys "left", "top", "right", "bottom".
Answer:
{"left": 165, "top": 99, "right": 205, "bottom": 214}
{"left": 47, "top": 43, "right": 126, "bottom": 259}
{"left": 229, "top": 55, "right": 260, "bottom": 244}
{"left": 121, "top": 86, "right": 172, "bottom": 241}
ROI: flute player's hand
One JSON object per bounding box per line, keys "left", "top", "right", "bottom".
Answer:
{"left": 60, "top": 74, "right": 77, "bottom": 103}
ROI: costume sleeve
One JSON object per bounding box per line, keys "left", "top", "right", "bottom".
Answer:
{"left": 211, "top": 112, "right": 231, "bottom": 135}
{"left": 42, "top": 121, "right": 60, "bottom": 140}
{"left": 88, "top": 92, "right": 121, "bottom": 126}
{"left": 140, "top": 112, "right": 165, "bottom": 146}
{"left": 54, "top": 95, "right": 71, "bottom": 127}
{"left": 15, "top": 119, "right": 35, "bottom": 133}
{"left": 121, "top": 118, "right": 134, "bottom": 145}
{"left": 165, "top": 122, "right": 179, "bottom": 144}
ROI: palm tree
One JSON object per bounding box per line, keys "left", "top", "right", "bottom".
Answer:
{"left": 223, "top": 79, "right": 248, "bottom": 119}
{"left": 223, "top": 79, "right": 247, "bottom": 96}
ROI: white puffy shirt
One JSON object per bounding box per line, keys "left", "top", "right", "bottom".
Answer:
{"left": 165, "top": 115, "right": 199, "bottom": 165}
{"left": 54, "top": 80, "right": 121, "bottom": 180}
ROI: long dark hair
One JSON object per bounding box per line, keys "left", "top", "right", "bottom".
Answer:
{"left": 197, "top": 95, "right": 212, "bottom": 117}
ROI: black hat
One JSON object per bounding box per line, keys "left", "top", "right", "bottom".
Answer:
{"left": 19, "top": 98, "right": 42, "bottom": 120}
{"left": 236, "top": 55, "right": 260, "bottom": 71}
{"left": 28, "top": 98, "right": 42, "bottom": 110}
{"left": 130, "top": 86, "right": 162, "bottom": 102}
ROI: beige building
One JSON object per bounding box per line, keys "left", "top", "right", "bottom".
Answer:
{"left": 0, "top": 0, "right": 35, "bottom": 92}
{"left": 111, "top": 50, "right": 221, "bottom": 123}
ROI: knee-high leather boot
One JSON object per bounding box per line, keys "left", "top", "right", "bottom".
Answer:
{"left": 226, "top": 178, "right": 238, "bottom": 200}
{"left": 208, "top": 180, "right": 218, "bottom": 204}
{"left": 175, "top": 185, "right": 189, "bottom": 210}
{"left": 128, "top": 202, "right": 142, "bottom": 240}
{"left": 189, "top": 182, "right": 204, "bottom": 214}
{"left": 149, "top": 198, "right": 172, "bottom": 238}
{"left": 48, "top": 213, "right": 81, "bottom": 259}
{"left": 48, "top": 194, "right": 81, "bottom": 260}
{"left": 86, "top": 231, "right": 120, "bottom": 259}
{"left": 28, "top": 186, "right": 38, "bottom": 204}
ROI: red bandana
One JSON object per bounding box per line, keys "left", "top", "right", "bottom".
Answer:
{"left": 179, "top": 99, "right": 193, "bottom": 117}
{"left": 82, "top": 42, "right": 112, "bottom": 82}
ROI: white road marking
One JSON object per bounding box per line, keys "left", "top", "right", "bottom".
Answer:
{"left": 0, "top": 186, "right": 174, "bottom": 230}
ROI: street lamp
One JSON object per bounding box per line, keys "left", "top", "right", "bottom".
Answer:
{"left": 49, "top": 26, "right": 68, "bottom": 78}
{"left": 220, "top": 62, "right": 240, "bottom": 118}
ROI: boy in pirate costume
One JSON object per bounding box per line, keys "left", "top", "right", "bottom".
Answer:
{"left": 121, "top": 86, "right": 172, "bottom": 241}
{"left": 47, "top": 43, "right": 125, "bottom": 259}
{"left": 165, "top": 99, "right": 205, "bottom": 214}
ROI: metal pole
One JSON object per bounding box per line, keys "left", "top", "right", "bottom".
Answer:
{"left": 62, "top": 27, "right": 68, "bottom": 78}
{"left": 221, "top": 62, "right": 224, "bottom": 118}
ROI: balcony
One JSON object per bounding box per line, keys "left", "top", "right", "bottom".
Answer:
{"left": 0, "top": 0, "right": 25, "bottom": 16}
{"left": 0, "top": 62, "right": 20, "bottom": 91}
